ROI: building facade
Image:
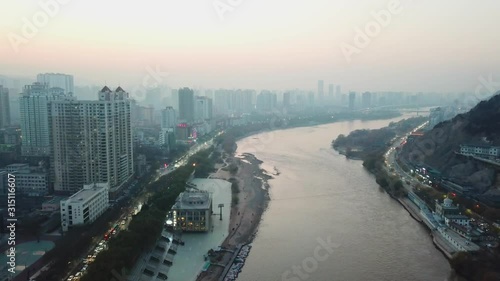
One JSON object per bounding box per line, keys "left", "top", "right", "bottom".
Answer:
{"left": 195, "top": 96, "right": 213, "bottom": 121}
{"left": 37, "top": 73, "right": 74, "bottom": 94}
{"left": 20, "top": 82, "right": 66, "bottom": 156}
{"left": 256, "top": 91, "right": 277, "bottom": 112}
{"left": 348, "top": 92, "right": 356, "bottom": 110}
{"left": 317, "top": 80, "right": 324, "bottom": 103}
{"left": 4, "top": 163, "right": 49, "bottom": 196}
{"left": 172, "top": 190, "right": 212, "bottom": 232}
{"left": 0, "top": 86, "right": 10, "bottom": 128}
{"left": 178, "top": 87, "right": 194, "bottom": 122}
{"left": 460, "top": 144, "right": 500, "bottom": 159}
{"left": 50, "top": 86, "right": 134, "bottom": 193}
{"left": 362, "top": 92, "right": 372, "bottom": 108}
{"left": 60, "top": 183, "right": 109, "bottom": 231}
{"left": 160, "top": 106, "right": 177, "bottom": 129}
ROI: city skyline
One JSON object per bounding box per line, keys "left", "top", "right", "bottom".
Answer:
{"left": 1, "top": 1, "right": 499, "bottom": 93}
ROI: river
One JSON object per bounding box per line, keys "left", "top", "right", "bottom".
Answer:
{"left": 235, "top": 115, "right": 453, "bottom": 281}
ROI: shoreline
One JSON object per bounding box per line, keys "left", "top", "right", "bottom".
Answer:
{"left": 333, "top": 146, "right": 466, "bottom": 279}
{"left": 197, "top": 115, "right": 418, "bottom": 281}
{"left": 196, "top": 151, "right": 272, "bottom": 281}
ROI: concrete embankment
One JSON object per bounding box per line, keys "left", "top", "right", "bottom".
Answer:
{"left": 397, "top": 198, "right": 423, "bottom": 223}
{"left": 397, "top": 197, "right": 456, "bottom": 260}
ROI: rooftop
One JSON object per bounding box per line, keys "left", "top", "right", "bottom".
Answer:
{"left": 6, "top": 163, "right": 29, "bottom": 168}
{"left": 43, "top": 196, "right": 68, "bottom": 205}
{"left": 461, "top": 144, "right": 500, "bottom": 149}
{"left": 66, "top": 183, "right": 108, "bottom": 204}
{"left": 172, "top": 190, "right": 211, "bottom": 210}
{"left": 444, "top": 214, "right": 469, "bottom": 220}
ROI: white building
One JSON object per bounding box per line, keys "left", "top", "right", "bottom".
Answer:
{"left": 37, "top": 73, "right": 74, "bottom": 94}
{"left": 161, "top": 106, "right": 177, "bottom": 129}
{"left": 444, "top": 215, "right": 470, "bottom": 227}
{"left": 19, "top": 82, "right": 67, "bottom": 156}
{"left": 159, "top": 107, "right": 176, "bottom": 147}
{"left": 60, "top": 183, "right": 109, "bottom": 231}
{"left": 50, "top": 86, "right": 134, "bottom": 193}
{"left": 460, "top": 144, "right": 500, "bottom": 159}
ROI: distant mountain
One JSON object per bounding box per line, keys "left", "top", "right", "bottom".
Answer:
{"left": 400, "top": 91, "right": 500, "bottom": 195}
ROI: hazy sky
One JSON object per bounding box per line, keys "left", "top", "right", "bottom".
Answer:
{"left": 1, "top": 0, "right": 499, "bottom": 93}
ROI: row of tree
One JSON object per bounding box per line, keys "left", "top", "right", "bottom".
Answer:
{"left": 80, "top": 149, "right": 209, "bottom": 281}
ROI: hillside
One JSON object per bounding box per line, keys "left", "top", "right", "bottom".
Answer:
{"left": 400, "top": 92, "right": 500, "bottom": 196}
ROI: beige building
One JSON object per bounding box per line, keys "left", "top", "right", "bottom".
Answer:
{"left": 50, "top": 86, "right": 133, "bottom": 193}
{"left": 172, "top": 190, "right": 212, "bottom": 232}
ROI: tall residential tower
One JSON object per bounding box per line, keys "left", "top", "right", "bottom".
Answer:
{"left": 50, "top": 86, "right": 133, "bottom": 193}
{"left": 37, "top": 73, "right": 74, "bottom": 94}
{"left": 0, "top": 86, "right": 10, "bottom": 128}
{"left": 19, "top": 82, "right": 66, "bottom": 156}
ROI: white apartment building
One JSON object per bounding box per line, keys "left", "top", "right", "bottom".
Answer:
{"left": 37, "top": 73, "right": 74, "bottom": 94}
{"left": 50, "top": 86, "right": 134, "bottom": 193}
{"left": 60, "top": 183, "right": 109, "bottom": 231}
{"left": 460, "top": 144, "right": 500, "bottom": 159}
{"left": 161, "top": 106, "right": 177, "bottom": 129}
{"left": 20, "top": 82, "right": 66, "bottom": 156}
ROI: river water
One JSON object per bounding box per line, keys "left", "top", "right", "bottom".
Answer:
{"left": 235, "top": 116, "right": 453, "bottom": 281}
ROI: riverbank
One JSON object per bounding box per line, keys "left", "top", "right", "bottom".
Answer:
{"left": 396, "top": 197, "right": 458, "bottom": 259}
{"left": 196, "top": 152, "right": 271, "bottom": 281}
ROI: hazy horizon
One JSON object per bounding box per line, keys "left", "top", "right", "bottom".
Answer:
{"left": 1, "top": 0, "right": 499, "bottom": 93}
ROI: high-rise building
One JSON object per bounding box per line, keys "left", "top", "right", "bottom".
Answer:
{"left": 0, "top": 86, "right": 10, "bottom": 128}
{"left": 328, "top": 84, "right": 334, "bottom": 104}
{"left": 159, "top": 106, "right": 177, "bottom": 147}
{"left": 318, "top": 80, "right": 324, "bottom": 103}
{"left": 178, "top": 87, "right": 194, "bottom": 122}
{"left": 49, "top": 86, "right": 133, "bottom": 193}
{"left": 195, "top": 96, "right": 213, "bottom": 121}
{"left": 362, "top": 92, "right": 372, "bottom": 108}
{"left": 283, "top": 92, "right": 291, "bottom": 107}
{"left": 160, "top": 106, "right": 177, "bottom": 129}
{"left": 171, "top": 89, "right": 179, "bottom": 113}
{"left": 308, "top": 92, "right": 315, "bottom": 106}
{"left": 37, "top": 73, "right": 74, "bottom": 94}
{"left": 214, "top": 89, "right": 230, "bottom": 115}
{"left": 348, "top": 92, "right": 356, "bottom": 110}
{"left": 336, "top": 85, "right": 342, "bottom": 103}
{"left": 19, "top": 82, "right": 67, "bottom": 157}
{"left": 256, "top": 91, "right": 277, "bottom": 112}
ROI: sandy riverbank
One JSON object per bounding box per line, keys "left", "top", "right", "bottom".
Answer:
{"left": 196, "top": 152, "right": 272, "bottom": 281}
